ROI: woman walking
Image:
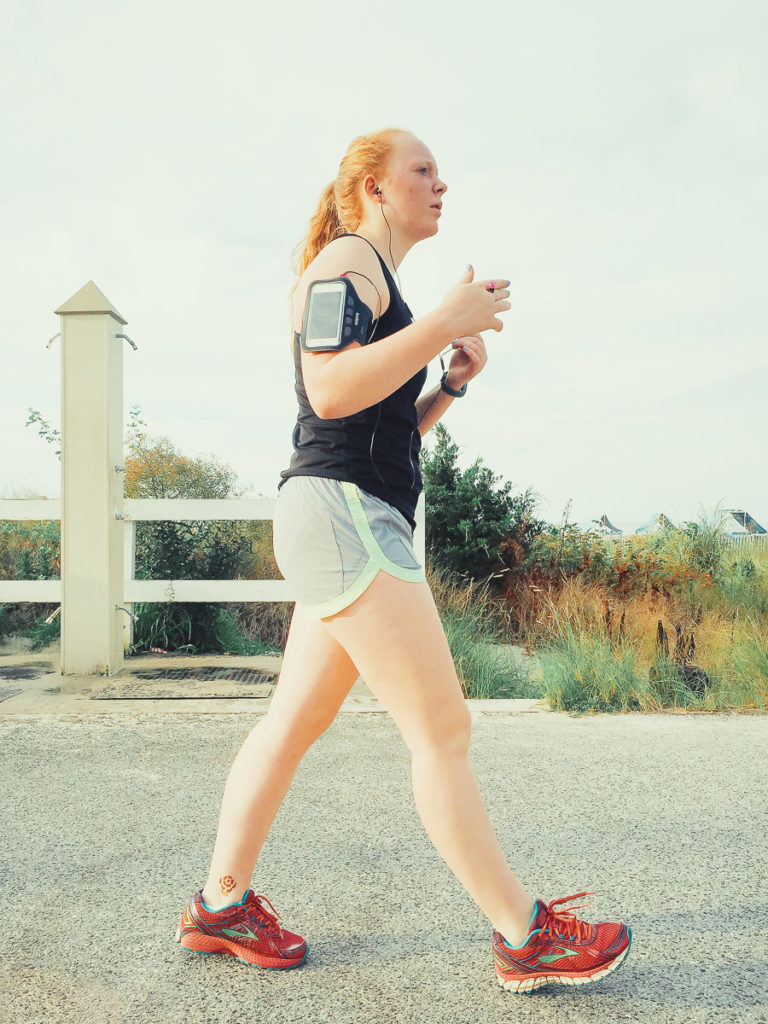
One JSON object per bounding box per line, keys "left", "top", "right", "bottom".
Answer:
{"left": 176, "top": 127, "right": 632, "bottom": 994}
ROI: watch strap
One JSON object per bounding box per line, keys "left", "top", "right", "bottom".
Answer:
{"left": 440, "top": 371, "right": 467, "bottom": 398}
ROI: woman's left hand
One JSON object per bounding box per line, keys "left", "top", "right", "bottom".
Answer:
{"left": 445, "top": 335, "right": 487, "bottom": 389}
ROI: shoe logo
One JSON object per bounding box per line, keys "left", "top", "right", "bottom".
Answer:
{"left": 222, "top": 925, "right": 260, "bottom": 942}
{"left": 538, "top": 947, "right": 580, "bottom": 965}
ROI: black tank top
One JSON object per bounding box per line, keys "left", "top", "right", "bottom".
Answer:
{"left": 278, "top": 233, "right": 428, "bottom": 531}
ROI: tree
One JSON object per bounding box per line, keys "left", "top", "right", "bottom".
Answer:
{"left": 22, "top": 404, "right": 258, "bottom": 653}
{"left": 421, "top": 422, "right": 546, "bottom": 585}
{"left": 123, "top": 407, "right": 254, "bottom": 651}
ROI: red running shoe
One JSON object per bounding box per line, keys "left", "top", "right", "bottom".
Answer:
{"left": 175, "top": 889, "right": 309, "bottom": 970}
{"left": 493, "top": 891, "right": 632, "bottom": 994}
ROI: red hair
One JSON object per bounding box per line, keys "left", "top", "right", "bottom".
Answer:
{"left": 287, "top": 127, "right": 411, "bottom": 349}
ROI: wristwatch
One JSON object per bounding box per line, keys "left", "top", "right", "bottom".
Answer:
{"left": 440, "top": 371, "right": 467, "bottom": 398}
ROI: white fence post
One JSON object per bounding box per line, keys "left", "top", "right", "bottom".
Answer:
{"left": 56, "top": 281, "right": 127, "bottom": 675}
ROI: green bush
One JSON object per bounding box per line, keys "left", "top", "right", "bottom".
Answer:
{"left": 0, "top": 517, "right": 61, "bottom": 640}
{"left": 14, "top": 405, "right": 268, "bottom": 656}
{"left": 121, "top": 407, "right": 260, "bottom": 654}
{"left": 422, "top": 422, "right": 545, "bottom": 583}
{"left": 705, "top": 618, "right": 768, "bottom": 710}
{"left": 715, "top": 554, "right": 768, "bottom": 619}
{"left": 129, "top": 603, "right": 276, "bottom": 657}
{"left": 211, "top": 608, "right": 280, "bottom": 656}
{"left": 23, "top": 614, "right": 61, "bottom": 652}
{"left": 537, "top": 620, "right": 648, "bottom": 714}
{"left": 647, "top": 655, "right": 705, "bottom": 710}
{"left": 524, "top": 527, "right": 612, "bottom": 583}
{"left": 428, "top": 561, "right": 540, "bottom": 699}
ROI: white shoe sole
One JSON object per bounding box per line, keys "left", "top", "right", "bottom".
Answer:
{"left": 497, "top": 936, "right": 631, "bottom": 994}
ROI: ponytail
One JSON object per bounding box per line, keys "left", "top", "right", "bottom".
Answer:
{"left": 287, "top": 127, "right": 410, "bottom": 351}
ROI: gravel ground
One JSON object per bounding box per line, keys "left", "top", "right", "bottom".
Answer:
{"left": 1, "top": 709, "right": 767, "bottom": 1024}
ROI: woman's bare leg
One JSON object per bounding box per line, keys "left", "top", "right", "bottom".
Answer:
{"left": 201, "top": 600, "right": 360, "bottom": 909}
{"left": 320, "top": 570, "right": 536, "bottom": 946}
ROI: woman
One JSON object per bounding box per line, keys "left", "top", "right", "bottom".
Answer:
{"left": 176, "top": 128, "right": 632, "bottom": 995}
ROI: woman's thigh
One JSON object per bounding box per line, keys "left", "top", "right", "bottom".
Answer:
{"left": 318, "top": 569, "right": 471, "bottom": 754}
{"left": 264, "top": 599, "right": 361, "bottom": 746}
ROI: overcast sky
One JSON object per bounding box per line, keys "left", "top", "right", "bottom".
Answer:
{"left": 2, "top": 0, "right": 766, "bottom": 532}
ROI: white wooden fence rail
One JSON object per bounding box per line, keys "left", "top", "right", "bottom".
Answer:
{"left": 0, "top": 492, "right": 425, "bottom": 661}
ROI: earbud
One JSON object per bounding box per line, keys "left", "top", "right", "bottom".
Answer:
{"left": 375, "top": 187, "right": 382, "bottom": 198}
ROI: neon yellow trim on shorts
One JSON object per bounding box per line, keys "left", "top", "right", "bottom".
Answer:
{"left": 302, "top": 560, "right": 381, "bottom": 619}
{"left": 340, "top": 481, "right": 425, "bottom": 582}
{"left": 299, "top": 481, "right": 425, "bottom": 620}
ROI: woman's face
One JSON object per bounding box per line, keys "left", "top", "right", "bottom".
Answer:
{"left": 376, "top": 135, "right": 447, "bottom": 239}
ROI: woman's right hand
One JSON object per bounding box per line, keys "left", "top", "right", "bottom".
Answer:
{"left": 437, "top": 266, "right": 511, "bottom": 337}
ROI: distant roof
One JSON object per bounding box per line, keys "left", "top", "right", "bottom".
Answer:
{"left": 637, "top": 513, "right": 676, "bottom": 533}
{"left": 724, "top": 510, "right": 766, "bottom": 535}
{"left": 582, "top": 514, "right": 622, "bottom": 535}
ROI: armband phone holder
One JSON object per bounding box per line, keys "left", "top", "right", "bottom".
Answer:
{"left": 298, "top": 276, "right": 374, "bottom": 353}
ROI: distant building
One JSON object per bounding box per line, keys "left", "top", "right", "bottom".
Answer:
{"left": 581, "top": 514, "right": 623, "bottom": 537}
{"left": 723, "top": 510, "right": 766, "bottom": 536}
{"left": 636, "top": 513, "right": 676, "bottom": 534}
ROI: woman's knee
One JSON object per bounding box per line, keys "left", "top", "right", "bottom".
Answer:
{"left": 258, "top": 706, "right": 334, "bottom": 759}
{"left": 407, "top": 701, "right": 472, "bottom": 759}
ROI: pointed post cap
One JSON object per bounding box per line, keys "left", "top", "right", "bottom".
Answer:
{"left": 55, "top": 280, "right": 127, "bottom": 325}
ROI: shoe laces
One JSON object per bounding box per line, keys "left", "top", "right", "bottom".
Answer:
{"left": 245, "top": 892, "right": 284, "bottom": 938}
{"left": 541, "top": 891, "right": 596, "bottom": 943}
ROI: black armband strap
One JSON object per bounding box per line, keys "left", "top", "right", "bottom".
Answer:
{"left": 298, "top": 276, "right": 375, "bottom": 353}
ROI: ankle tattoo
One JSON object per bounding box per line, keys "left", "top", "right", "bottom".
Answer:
{"left": 219, "top": 875, "right": 236, "bottom": 896}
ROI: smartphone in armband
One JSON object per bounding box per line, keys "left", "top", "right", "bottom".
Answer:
{"left": 298, "top": 276, "right": 374, "bottom": 353}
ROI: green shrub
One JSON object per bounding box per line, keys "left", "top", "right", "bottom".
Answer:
{"left": 211, "top": 607, "right": 280, "bottom": 656}
{"left": 24, "top": 613, "right": 61, "bottom": 652}
{"left": 647, "top": 655, "right": 705, "bottom": 710}
{"left": 705, "top": 618, "right": 768, "bottom": 710}
{"left": 422, "top": 422, "right": 545, "bottom": 583}
{"left": 538, "top": 621, "right": 648, "bottom": 713}
{"left": 428, "top": 561, "right": 540, "bottom": 699}
{"left": 130, "top": 603, "right": 278, "bottom": 657}
{"left": 125, "top": 408, "right": 263, "bottom": 654}
{"left": 714, "top": 554, "right": 768, "bottom": 619}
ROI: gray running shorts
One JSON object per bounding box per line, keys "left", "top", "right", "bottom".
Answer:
{"left": 272, "top": 476, "right": 426, "bottom": 619}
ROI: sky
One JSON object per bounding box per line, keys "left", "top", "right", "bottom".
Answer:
{"left": 1, "top": 0, "right": 766, "bottom": 533}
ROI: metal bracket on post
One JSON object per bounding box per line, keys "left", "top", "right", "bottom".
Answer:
{"left": 115, "top": 333, "right": 138, "bottom": 351}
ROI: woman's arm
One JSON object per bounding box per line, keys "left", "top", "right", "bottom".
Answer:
{"left": 415, "top": 379, "right": 456, "bottom": 436}
{"left": 415, "top": 335, "right": 488, "bottom": 435}
{"left": 297, "top": 238, "right": 503, "bottom": 419}
{"left": 309, "top": 310, "right": 454, "bottom": 419}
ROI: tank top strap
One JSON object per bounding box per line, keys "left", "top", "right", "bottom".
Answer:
{"left": 334, "top": 232, "right": 400, "bottom": 295}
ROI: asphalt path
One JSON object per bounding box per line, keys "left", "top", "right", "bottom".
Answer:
{"left": 1, "top": 709, "right": 767, "bottom": 1024}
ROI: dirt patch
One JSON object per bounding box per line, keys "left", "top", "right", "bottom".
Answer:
{"left": 90, "top": 666, "right": 277, "bottom": 700}
{"left": 0, "top": 662, "right": 54, "bottom": 681}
